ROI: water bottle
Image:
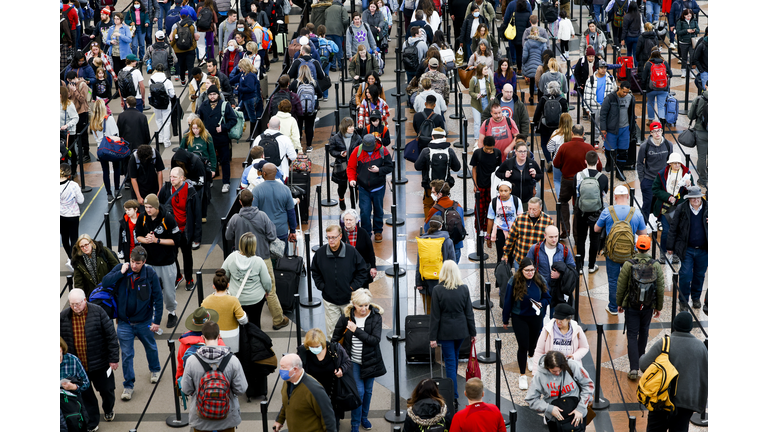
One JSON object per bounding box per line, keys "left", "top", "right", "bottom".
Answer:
{"left": 146, "top": 57, "right": 153, "bottom": 73}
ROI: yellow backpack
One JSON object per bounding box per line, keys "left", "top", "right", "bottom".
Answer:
{"left": 416, "top": 237, "right": 445, "bottom": 280}
{"left": 637, "top": 334, "right": 679, "bottom": 412}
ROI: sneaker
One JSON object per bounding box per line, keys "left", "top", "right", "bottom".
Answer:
{"left": 115, "top": 191, "right": 123, "bottom": 200}
{"left": 191, "top": 241, "right": 201, "bottom": 250}
{"left": 526, "top": 356, "right": 535, "bottom": 372}
{"left": 692, "top": 300, "right": 702, "bottom": 309}
{"left": 65, "top": 259, "right": 74, "bottom": 272}
{"left": 351, "top": 426, "right": 359, "bottom": 432}
{"left": 703, "top": 302, "right": 708, "bottom": 315}
{"left": 166, "top": 313, "right": 177, "bottom": 328}
{"left": 589, "top": 265, "right": 599, "bottom": 273}
{"left": 150, "top": 371, "right": 161, "bottom": 383}
{"left": 83, "top": 155, "right": 91, "bottom": 163}
{"left": 605, "top": 306, "right": 618, "bottom": 316}
{"left": 88, "top": 427, "right": 99, "bottom": 432}
{"left": 104, "top": 411, "right": 115, "bottom": 422}
{"left": 164, "top": 142, "right": 172, "bottom": 148}
{"left": 518, "top": 375, "right": 528, "bottom": 390}
{"left": 323, "top": 97, "right": 328, "bottom": 101}
{"left": 222, "top": 184, "right": 230, "bottom": 193}
{"left": 628, "top": 370, "right": 639, "bottom": 380}
{"left": 273, "top": 316, "right": 290, "bottom": 330}
{"left": 125, "top": 182, "right": 131, "bottom": 190}
{"left": 186, "top": 280, "right": 195, "bottom": 291}
{"left": 121, "top": 388, "right": 133, "bottom": 400}
{"left": 175, "top": 275, "right": 183, "bottom": 286}
{"left": 374, "top": 233, "right": 383, "bottom": 243}
{"left": 361, "top": 418, "right": 372, "bottom": 430}
{"left": 107, "top": 194, "right": 115, "bottom": 204}
{"left": 306, "top": 146, "right": 313, "bottom": 152}
{"left": 180, "top": 80, "right": 186, "bottom": 85}
{"left": 669, "top": 42, "right": 676, "bottom": 50}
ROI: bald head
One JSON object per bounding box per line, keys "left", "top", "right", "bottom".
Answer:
{"left": 170, "top": 166, "right": 186, "bottom": 188}
{"left": 69, "top": 288, "right": 87, "bottom": 315}
{"left": 261, "top": 163, "right": 278, "bottom": 180}
{"left": 544, "top": 225, "right": 560, "bottom": 248}
{"left": 268, "top": 117, "right": 281, "bottom": 130}
{"left": 502, "top": 83, "right": 515, "bottom": 101}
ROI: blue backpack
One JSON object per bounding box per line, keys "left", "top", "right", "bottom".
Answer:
{"left": 182, "top": 344, "right": 204, "bottom": 367}
{"left": 297, "top": 58, "right": 317, "bottom": 81}
{"left": 665, "top": 95, "right": 679, "bottom": 125}
{"left": 89, "top": 283, "right": 117, "bottom": 319}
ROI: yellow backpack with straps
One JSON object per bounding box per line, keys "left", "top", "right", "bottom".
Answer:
{"left": 604, "top": 206, "right": 636, "bottom": 264}
{"left": 416, "top": 237, "right": 445, "bottom": 280}
{"left": 637, "top": 334, "right": 679, "bottom": 412}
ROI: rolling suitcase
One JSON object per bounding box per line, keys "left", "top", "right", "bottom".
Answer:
{"left": 405, "top": 287, "right": 435, "bottom": 365}
{"left": 288, "top": 170, "right": 310, "bottom": 223}
{"left": 274, "top": 243, "right": 304, "bottom": 311}
{"left": 431, "top": 344, "right": 457, "bottom": 420}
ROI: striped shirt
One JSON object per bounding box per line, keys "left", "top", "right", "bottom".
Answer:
{"left": 60, "top": 353, "right": 90, "bottom": 392}
{"left": 350, "top": 314, "right": 369, "bottom": 364}
{"left": 71, "top": 307, "right": 89, "bottom": 371}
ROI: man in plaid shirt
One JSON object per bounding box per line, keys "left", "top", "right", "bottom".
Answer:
{"left": 501, "top": 197, "right": 554, "bottom": 268}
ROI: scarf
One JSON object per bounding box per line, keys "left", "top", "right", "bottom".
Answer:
{"left": 83, "top": 252, "right": 99, "bottom": 283}
{"left": 346, "top": 226, "right": 358, "bottom": 247}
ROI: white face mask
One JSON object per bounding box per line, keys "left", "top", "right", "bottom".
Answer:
{"left": 228, "top": 46, "right": 235, "bottom": 52}
{"left": 431, "top": 193, "right": 439, "bottom": 202}
{"left": 237, "top": 27, "right": 244, "bottom": 31}
{"left": 309, "top": 346, "right": 323, "bottom": 355}
{"left": 134, "top": 4, "right": 140, "bottom": 9}
{"left": 473, "top": 12, "right": 480, "bottom": 17}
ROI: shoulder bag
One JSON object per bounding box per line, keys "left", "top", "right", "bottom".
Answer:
{"left": 547, "top": 370, "right": 586, "bottom": 432}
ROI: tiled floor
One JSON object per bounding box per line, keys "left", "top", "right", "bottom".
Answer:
{"left": 61, "top": 3, "right": 708, "bottom": 431}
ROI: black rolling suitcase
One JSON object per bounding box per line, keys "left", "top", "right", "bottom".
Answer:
{"left": 274, "top": 243, "right": 304, "bottom": 311}
{"left": 405, "top": 287, "right": 435, "bottom": 365}
{"left": 288, "top": 170, "right": 310, "bottom": 223}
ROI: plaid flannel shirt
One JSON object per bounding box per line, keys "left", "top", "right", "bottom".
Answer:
{"left": 345, "top": 226, "right": 358, "bottom": 247}
{"left": 60, "top": 353, "right": 91, "bottom": 392}
{"left": 71, "top": 307, "right": 89, "bottom": 371}
{"left": 357, "top": 98, "right": 391, "bottom": 130}
{"left": 503, "top": 212, "right": 555, "bottom": 264}
{"left": 85, "top": 51, "right": 118, "bottom": 81}
{"left": 583, "top": 73, "right": 616, "bottom": 115}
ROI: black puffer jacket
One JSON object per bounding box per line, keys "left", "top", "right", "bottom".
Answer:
{"left": 404, "top": 398, "right": 449, "bottom": 432}
{"left": 549, "top": 261, "right": 579, "bottom": 311}
{"left": 667, "top": 198, "right": 708, "bottom": 258}
{"left": 328, "top": 131, "right": 363, "bottom": 183}
{"left": 494, "top": 153, "right": 544, "bottom": 203}
{"left": 71, "top": 240, "right": 120, "bottom": 298}
{"left": 60, "top": 302, "right": 120, "bottom": 372}
{"left": 331, "top": 304, "right": 387, "bottom": 380}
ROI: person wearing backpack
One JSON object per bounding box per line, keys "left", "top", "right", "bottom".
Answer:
{"left": 181, "top": 321, "right": 248, "bottom": 431}
{"left": 289, "top": 61, "right": 324, "bottom": 150}
{"left": 494, "top": 141, "right": 543, "bottom": 207}
{"left": 252, "top": 118, "right": 296, "bottom": 179}
{"left": 60, "top": 337, "right": 91, "bottom": 432}
{"left": 402, "top": 25, "right": 428, "bottom": 85}
{"left": 686, "top": 81, "right": 708, "bottom": 188}
{"left": 347, "top": 134, "right": 395, "bottom": 242}
{"left": 533, "top": 81, "right": 569, "bottom": 166}
{"left": 637, "top": 121, "right": 673, "bottom": 220}
{"left": 415, "top": 128, "right": 462, "bottom": 216}
{"left": 268, "top": 74, "right": 304, "bottom": 118}
{"left": 144, "top": 31, "right": 177, "bottom": 77}
{"left": 651, "top": 153, "right": 692, "bottom": 257}
{"left": 404, "top": 378, "right": 452, "bottom": 432}
{"left": 594, "top": 185, "right": 648, "bottom": 315}
{"left": 615, "top": 235, "right": 665, "bottom": 380}
{"left": 316, "top": 25, "right": 339, "bottom": 100}
{"left": 479, "top": 102, "right": 521, "bottom": 162}
{"left": 583, "top": 60, "right": 617, "bottom": 144}
{"left": 117, "top": 54, "right": 147, "bottom": 111}
{"left": 148, "top": 63, "right": 175, "bottom": 148}
{"left": 525, "top": 225, "right": 576, "bottom": 292}
{"left": 574, "top": 151, "right": 609, "bottom": 274}
{"left": 287, "top": 44, "right": 326, "bottom": 82}
{"left": 175, "top": 306, "right": 225, "bottom": 380}
{"left": 198, "top": 86, "right": 239, "bottom": 192}
{"left": 169, "top": 7, "right": 200, "bottom": 85}
{"left": 416, "top": 216, "right": 457, "bottom": 314}
{"left": 159, "top": 167, "right": 203, "bottom": 289}
{"left": 639, "top": 312, "right": 708, "bottom": 431}
{"left": 413, "top": 96, "right": 446, "bottom": 152}
{"left": 641, "top": 50, "right": 672, "bottom": 127}
{"left": 635, "top": 23, "right": 660, "bottom": 70}
{"left": 599, "top": 81, "right": 636, "bottom": 173}
{"left": 128, "top": 143, "right": 165, "bottom": 205}
{"left": 425, "top": 180, "right": 467, "bottom": 261}
{"left": 346, "top": 11, "right": 378, "bottom": 62}
{"left": 666, "top": 186, "right": 707, "bottom": 310}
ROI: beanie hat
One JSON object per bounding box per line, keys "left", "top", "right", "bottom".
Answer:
{"left": 553, "top": 303, "right": 576, "bottom": 320}
{"left": 144, "top": 194, "right": 160, "bottom": 209}
{"left": 586, "top": 46, "right": 596, "bottom": 56}
{"left": 673, "top": 311, "right": 693, "bottom": 332}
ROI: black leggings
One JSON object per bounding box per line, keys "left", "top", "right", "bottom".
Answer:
{"left": 510, "top": 313, "right": 542, "bottom": 374}
{"left": 242, "top": 298, "right": 267, "bottom": 329}
{"left": 336, "top": 181, "right": 357, "bottom": 206}
{"left": 61, "top": 215, "right": 80, "bottom": 259}
{"left": 99, "top": 159, "right": 121, "bottom": 196}
{"left": 297, "top": 111, "right": 318, "bottom": 148}
{"left": 174, "top": 235, "right": 194, "bottom": 283}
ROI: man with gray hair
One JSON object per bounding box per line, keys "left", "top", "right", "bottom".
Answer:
{"left": 60, "top": 288, "right": 120, "bottom": 428}
{"left": 253, "top": 117, "right": 297, "bottom": 179}
{"left": 274, "top": 353, "right": 337, "bottom": 432}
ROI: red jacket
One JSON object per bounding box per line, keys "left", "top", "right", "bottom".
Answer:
{"left": 552, "top": 137, "right": 604, "bottom": 179}
{"left": 63, "top": 4, "right": 79, "bottom": 30}
{"left": 176, "top": 331, "right": 226, "bottom": 380}
{"left": 449, "top": 402, "right": 506, "bottom": 432}
{"left": 346, "top": 142, "right": 394, "bottom": 191}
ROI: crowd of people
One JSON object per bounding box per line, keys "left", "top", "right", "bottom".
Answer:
{"left": 60, "top": 1, "right": 708, "bottom": 431}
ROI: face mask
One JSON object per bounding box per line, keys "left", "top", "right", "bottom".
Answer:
{"left": 237, "top": 27, "right": 244, "bottom": 31}
{"left": 431, "top": 193, "right": 439, "bottom": 202}
{"left": 134, "top": 4, "right": 140, "bottom": 9}
{"left": 228, "top": 46, "right": 235, "bottom": 52}
{"left": 279, "top": 368, "right": 293, "bottom": 381}
{"left": 309, "top": 346, "right": 323, "bottom": 355}
{"left": 473, "top": 12, "right": 480, "bottom": 17}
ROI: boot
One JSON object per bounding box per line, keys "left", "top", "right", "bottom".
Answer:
{"left": 604, "top": 150, "right": 615, "bottom": 174}
{"left": 339, "top": 198, "right": 346, "bottom": 211}
{"left": 660, "top": 119, "right": 667, "bottom": 130}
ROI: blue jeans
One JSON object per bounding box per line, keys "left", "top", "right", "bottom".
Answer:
{"left": 640, "top": 178, "right": 653, "bottom": 222}
{"left": 660, "top": 214, "right": 670, "bottom": 255}
{"left": 625, "top": 35, "right": 639, "bottom": 63}
{"left": 117, "top": 320, "right": 161, "bottom": 389}
{"left": 328, "top": 35, "right": 344, "bottom": 69}
{"left": 132, "top": 26, "right": 147, "bottom": 60}
{"left": 241, "top": 97, "right": 258, "bottom": 122}
{"left": 678, "top": 247, "right": 707, "bottom": 304}
{"left": 553, "top": 166, "right": 562, "bottom": 198}
{"left": 350, "top": 362, "right": 374, "bottom": 427}
{"left": 604, "top": 126, "right": 630, "bottom": 151}
{"left": 593, "top": 5, "right": 604, "bottom": 23}
{"left": 358, "top": 186, "right": 385, "bottom": 235}
{"left": 135, "top": 98, "right": 145, "bottom": 112}
{"left": 698, "top": 71, "right": 708, "bottom": 89}
{"left": 606, "top": 257, "right": 621, "bottom": 313}
{"left": 455, "top": 247, "right": 462, "bottom": 263}
{"left": 438, "top": 339, "right": 463, "bottom": 399}
{"left": 645, "top": 2, "right": 661, "bottom": 23}
{"left": 156, "top": 2, "right": 172, "bottom": 32}
{"left": 646, "top": 90, "right": 668, "bottom": 121}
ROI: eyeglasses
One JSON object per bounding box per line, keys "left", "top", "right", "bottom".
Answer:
{"left": 515, "top": 150, "right": 528, "bottom": 154}
{"left": 79, "top": 243, "right": 91, "bottom": 249}
{"left": 522, "top": 268, "right": 536, "bottom": 273}
{"left": 326, "top": 234, "right": 341, "bottom": 240}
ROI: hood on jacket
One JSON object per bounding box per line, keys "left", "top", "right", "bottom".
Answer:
{"left": 428, "top": 138, "right": 449, "bottom": 148}
{"left": 528, "top": 35, "right": 548, "bottom": 43}
{"left": 641, "top": 30, "right": 657, "bottom": 38}
{"left": 179, "top": 331, "right": 205, "bottom": 345}
{"left": 649, "top": 57, "right": 665, "bottom": 65}
{"left": 312, "top": 0, "right": 333, "bottom": 7}
{"left": 239, "top": 205, "right": 262, "bottom": 224}
{"left": 276, "top": 111, "right": 292, "bottom": 119}
{"left": 407, "top": 399, "right": 447, "bottom": 426}
{"left": 407, "top": 36, "right": 423, "bottom": 44}
{"left": 233, "top": 252, "right": 256, "bottom": 272}
{"left": 196, "top": 345, "right": 231, "bottom": 363}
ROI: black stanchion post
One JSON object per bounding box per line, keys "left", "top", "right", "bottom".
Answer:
{"left": 682, "top": 67, "right": 691, "bottom": 115}
{"left": 671, "top": 270, "right": 679, "bottom": 332}
{"left": 386, "top": 205, "right": 406, "bottom": 276}
{"left": 478, "top": 283, "right": 497, "bottom": 362}
{"left": 321, "top": 140, "right": 338, "bottom": 207}
{"left": 386, "top": 262, "right": 403, "bottom": 340}
{"left": 450, "top": 73, "right": 462, "bottom": 120}
{"left": 469, "top": 191, "right": 489, "bottom": 262}
{"left": 393, "top": 122, "right": 408, "bottom": 184}
{"left": 685, "top": 153, "right": 692, "bottom": 171}
{"left": 196, "top": 271, "right": 204, "bottom": 306}
{"left": 166, "top": 339, "right": 189, "bottom": 427}
{"left": 334, "top": 82, "right": 340, "bottom": 113}
{"left": 77, "top": 132, "right": 92, "bottom": 193}
{"left": 342, "top": 48, "right": 352, "bottom": 83}
{"left": 312, "top": 185, "right": 324, "bottom": 252}
{"left": 609, "top": 157, "right": 615, "bottom": 205}
{"left": 494, "top": 338, "right": 510, "bottom": 424}
{"left": 629, "top": 415, "right": 637, "bottom": 432}
{"left": 629, "top": 188, "right": 635, "bottom": 207}
{"left": 453, "top": 104, "right": 465, "bottom": 148}
{"left": 294, "top": 292, "right": 302, "bottom": 347}
{"left": 260, "top": 400, "right": 269, "bottom": 432}
{"left": 592, "top": 324, "right": 611, "bottom": 409}
{"left": 509, "top": 409, "right": 518, "bottom": 432}
{"left": 384, "top": 336, "right": 407, "bottom": 423}
{"left": 590, "top": 111, "right": 596, "bottom": 145}
{"left": 386, "top": 185, "right": 405, "bottom": 226}
{"left": 462, "top": 149, "right": 474, "bottom": 216}
{"left": 104, "top": 213, "right": 112, "bottom": 249}
{"left": 574, "top": 254, "right": 581, "bottom": 322}
{"left": 458, "top": 137, "right": 473, "bottom": 179}
{"left": 472, "top": 258, "right": 489, "bottom": 310}
{"left": 301, "top": 231, "right": 321, "bottom": 308}
{"left": 556, "top": 202, "right": 562, "bottom": 236}
{"left": 221, "top": 217, "right": 229, "bottom": 258}
{"left": 576, "top": 90, "right": 582, "bottom": 124}
{"left": 641, "top": 91, "right": 647, "bottom": 141}
{"left": 67, "top": 274, "right": 74, "bottom": 293}
{"left": 540, "top": 159, "right": 547, "bottom": 201}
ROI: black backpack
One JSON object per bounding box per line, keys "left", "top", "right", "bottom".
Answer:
{"left": 148, "top": 78, "right": 170, "bottom": 109}
{"left": 418, "top": 419, "right": 447, "bottom": 432}
{"left": 427, "top": 147, "right": 451, "bottom": 183}
{"left": 259, "top": 132, "right": 284, "bottom": 166}
{"left": 270, "top": 91, "right": 290, "bottom": 116}
{"left": 150, "top": 42, "right": 170, "bottom": 71}
{"left": 176, "top": 19, "right": 195, "bottom": 51}
{"left": 60, "top": 390, "right": 88, "bottom": 432}
{"left": 541, "top": 95, "right": 562, "bottom": 128}
{"left": 626, "top": 258, "right": 659, "bottom": 310}
{"left": 117, "top": 68, "right": 136, "bottom": 97}
{"left": 541, "top": 0, "right": 559, "bottom": 23}
{"left": 417, "top": 112, "right": 436, "bottom": 149}
{"left": 197, "top": 7, "right": 214, "bottom": 31}
{"left": 434, "top": 202, "right": 466, "bottom": 245}
{"left": 403, "top": 40, "right": 420, "bottom": 71}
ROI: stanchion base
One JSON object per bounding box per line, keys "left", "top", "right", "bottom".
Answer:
{"left": 452, "top": 140, "right": 464, "bottom": 148}
{"left": 449, "top": 113, "right": 463, "bottom": 120}
{"left": 385, "top": 267, "right": 406, "bottom": 277}
{"left": 457, "top": 171, "right": 472, "bottom": 179}
{"left": 385, "top": 217, "right": 405, "bottom": 226}
{"left": 393, "top": 177, "right": 409, "bottom": 185}
{"left": 468, "top": 253, "right": 489, "bottom": 262}
{"left": 464, "top": 208, "right": 475, "bottom": 216}
{"left": 165, "top": 414, "right": 189, "bottom": 428}
{"left": 690, "top": 412, "right": 708, "bottom": 427}
{"left": 300, "top": 298, "right": 322, "bottom": 308}
{"left": 82, "top": 186, "right": 93, "bottom": 193}
{"left": 477, "top": 351, "right": 497, "bottom": 364}
{"left": 311, "top": 245, "right": 321, "bottom": 252}
{"left": 472, "top": 300, "right": 493, "bottom": 310}
{"left": 384, "top": 410, "right": 407, "bottom": 423}
{"left": 592, "top": 397, "right": 611, "bottom": 410}
{"left": 385, "top": 330, "right": 403, "bottom": 341}
{"left": 320, "top": 199, "right": 338, "bottom": 207}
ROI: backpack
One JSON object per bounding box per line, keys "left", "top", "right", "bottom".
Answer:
{"left": 690, "top": 94, "right": 708, "bottom": 131}
{"left": 270, "top": 91, "right": 290, "bottom": 116}
{"left": 97, "top": 136, "right": 132, "bottom": 162}
{"left": 533, "top": 241, "right": 569, "bottom": 270}
{"left": 403, "top": 40, "right": 420, "bottom": 71}
{"left": 297, "top": 82, "right": 316, "bottom": 114}
{"left": 60, "top": 390, "right": 88, "bottom": 432}
{"left": 149, "top": 78, "right": 170, "bottom": 109}
{"left": 182, "top": 344, "right": 203, "bottom": 367}
{"left": 490, "top": 195, "right": 523, "bottom": 228}
{"left": 649, "top": 62, "right": 668, "bottom": 90}
{"left": 259, "top": 132, "right": 284, "bottom": 166}
{"left": 298, "top": 58, "right": 318, "bottom": 81}
{"left": 637, "top": 334, "right": 679, "bottom": 412}
{"left": 427, "top": 148, "right": 451, "bottom": 182}
{"left": 220, "top": 100, "right": 245, "bottom": 141}
{"left": 419, "top": 420, "right": 447, "bottom": 432}
{"left": 150, "top": 42, "right": 170, "bottom": 72}
{"left": 541, "top": 0, "right": 559, "bottom": 23}
{"left": 603, "top": 206, "right": 637, "bottom": 264}
{"left": 287, "top": 39, "right": 303, "bottom": 63}
{"left": 613, "top": 0, "right": 627, "bottom": 28}
{"left": 89, "top": 282, "right": 118, "bottom": 319}
{"left": 176, "top": 19, "right": 195, "bottom": 51}
{"left": 417, "top": 112, "right": 436, "bottom": 148}
{"left": 194, "top": 352, "right": 233, "bottom": 420}
{"left": 664, "top": 95, "right": 678, "bottom": 125}
{"left": 255, "top": 23, "right": 273, "bottom": 50}
{"left": 197, "top": 7, "right": 214, "bottom": 31}
{"left": 541, "top": 95, "right": 563, "bottom": 128}
{"left": 318, "top": 41, "right": 331, "bottom": 69}
{"left": 626, "top": 258, "right": 659, "bottom": 310}
{"left": 434, "top": 202, "right": 467, "bottom": 245}
{"left": 576, "top": 169, "right": 604, "bottom": 213}
{"left": 373, "top": 50, "right": 385, "bottom": 71}
{"left": 416, "top": 236, "right": 446, "bottom": 280}
{"left": 117, "top": 68, "right": 136, "bottom": 97}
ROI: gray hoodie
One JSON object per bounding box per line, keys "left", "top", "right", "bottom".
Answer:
{"left": 636, "top": 137, "right": 672, "bottom": 182}
{"left": 181, "top": 346, "right": 248, "bottom": 431}
{"left": 403, "top": 36, "right": 428, "bottom": 65}
{"left": 225, "top": 206, "right": 277, "bottom": 260}
{"left": 221, "top": 251, "right": 272, "bottom": 306}
{"left": 346, "top": 21, "right": 377, "bottom": 59}
{"left": 525, "top": 358, "right": 594, "bottom": 421}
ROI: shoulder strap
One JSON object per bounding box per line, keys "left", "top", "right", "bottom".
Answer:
{"left": 624, "top": 207, "right": 635, "bottom": 222}
{"left": 217, "top": 352, "right": 233, "bottom": 371}
{"left": 661, "top": 334, "right": 671, "bottom": 354}
{"left": 608, "top": 206, "right": 619, "bottom": 223}
{"left": 235, "top": 267, "right": 252, "bottom": 299}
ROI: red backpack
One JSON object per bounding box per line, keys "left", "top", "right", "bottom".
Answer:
{"left": 649, "top": 62, "right": 668, "bottom": 90}
{"left": 194, "top": 353, "right": 232, "bottom": 420}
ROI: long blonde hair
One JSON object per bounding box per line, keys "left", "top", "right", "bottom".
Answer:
{"left": 185, "top": 118, "right": 212, "bottom": 146}
{"left": 238, "top": 58, "right": 254, "bottom": 75}
{"left": 298, "top": 64, "right": 316, "bottom": 85}
{"left": 89, "top": 99, "right": 108, "bottom": 132}
{"left": 60, "top": 85, "right": 71, "bottom": 109}
{"left": 552, "top": 113, "right": 573, "bottom": 141}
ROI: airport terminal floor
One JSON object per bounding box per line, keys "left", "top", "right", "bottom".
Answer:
{"left": 59, "top": 1, "right": 708, "bottom": 431}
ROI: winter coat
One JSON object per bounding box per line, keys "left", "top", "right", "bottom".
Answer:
{"left": 329, "top": 131, "right": 363, "bottom": 183}
{"left": 221, "top": 251, "right": 272, "bottom": 306}
{"left": 346, "top": 22, "right": 377, "bottom": 59}
{"left": 579, "top": 28, "right": 608, "bottom": 57}
{"left": 641, "top": 58, "right": 672, "bottom": 92}
{"left": 480, "top": 94, "right": 530, "bottom": 137}
{"left": 494, "top": 155, "right": 543, "bottom": 203}
{"left": 429, "top": 283, "right": 477, "bottom": 342}
{"left": 72, "top": 240, "right": 120, "bottom": 298}
{"left": 158, "top": 181, "right": 203, "bottom": 243}
{"left": 616, "top": 252, "right": 665, "bottom": 310}
{"left": 341, "top": 225, "right": 376, "bottom": 289}
{"left": 583, "top": 72, "right": 617, "bottom": 114}
{"left": 297, "top": 341, "right": 351, "bottom": 402}
{"left": 101, "top": 263, "right": 164, "bottom": 325}
{"left": 346, "top": 142, "right": 394, "bottom": 191}
{"left": 414, "top": 138, "right": 462, "bottom": 188}
{"left": 636, "top": 30, "right": 659, "bottom": 68}
{"left": 310, "top": 0, "right": 333, "bottom": 28}
{"left": 531, "top": 319, "right": 589, "bottom": 374}
{"left": 667, "top": 198, "right": 708, "bottom": 258}
{"left": 538, "top": 71, "right": 569, "bottom": 99}
{"left": 669, "top": 0, "right": 700, "bottom": 24}
{"left": 311, "top": 242, "right": 370, "bottom": 306}
{"left": 363, "top": 9, "right": 387, "bottom": 32}
{"left": 637, "top": 137, "right": 673, "bottom": 183}
{"left": 526, "top": 358, "right": 594, "bottom": 422}
{"left": 621, "top": 12, "right": 642, "bottom": 41}
{"left": 674, "top": 19, "right": 699, "bottom": 45}
{"left": 404, "top": 398, "right": 449, "bottom": 432}
{"left": 347, "top": 53, "right": 381, "bottom": 80}
{"left": 331, "top": 303, "right": 387, "bottom": 379}
{"left": 692, "top": 36, "right": 707, "bottom": 72}
{"left": 533, "top": 94, "right": 569, "bottom": 131}
{"left": 468, "top": 74, "right": 495, "bottom": 113}
{"left": 599, "top": 90, "right": 636, "bottom": 134}
{"left": 522, "top": 35, "right": 548, "bottom": 77}
{"left": 415, "top": 231, "right": 456, "bottom": 296}
{"left": 526, "top": 243, "right": 576, "bottom": 290}
{"left": 651, "top": 164, "right": 691, "bottom": 218}
{"left": 324, "top": 0, "right": 350, "bottom": 36}
{"left": 225, "top": 206, "right": 277, "bottom": 261}
{"left": 60, "top": 302, "right": 120, "bottom": 372}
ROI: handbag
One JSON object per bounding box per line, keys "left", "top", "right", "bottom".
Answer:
{"left": 291, "top": 153, "right": 312, "bottom": 173}
{"left": 319, "top": 74, "right": 332, "bottom": 92}
{"left": 465, "top": 339, "right": 482, "bottom": 380}
{"left": 403, "top": 139, "right": 420, "bottom": 163}
{"left": 439, "top": 48, "right": 455, "bottom": 65}
{"left": 332, "top": 160, "right": 347, "bottom": 178}
{"left": 97, "top": 136, "right": 131, "bottom": 161}
{"left": 457, "top": 66, "right": 473, "bottom": 89}
{"left": 334, "top": 365, "right": 362, "bottom": 411}
{"left": 505, "top": 15, "right": 517, "bottom": 40}
{"left": 337, "top": 328, "right": 348, "bottom": 346}
{"left": 270, "top": 237, "right": 286, "bottom": 259}
{"left": 547, "top": 371, "right": 586, "bottom": 432}
{"left": 456, "top": 46, "right": 465, "bottom": 66}
{"left": 678, "top": 128, "right": 697, "bottom": 148}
